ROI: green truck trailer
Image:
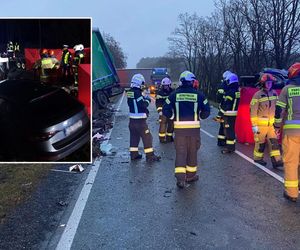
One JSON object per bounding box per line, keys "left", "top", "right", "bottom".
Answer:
{"left": 92, "top": 28, "right": 121, "bottom": 113}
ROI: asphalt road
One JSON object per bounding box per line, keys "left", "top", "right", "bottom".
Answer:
{"left": 47, "top": 93, "right": 300, "bottom": 250}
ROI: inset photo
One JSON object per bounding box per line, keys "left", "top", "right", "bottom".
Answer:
{"left": 0, "top": 18, "right": 91, "bottom": 163}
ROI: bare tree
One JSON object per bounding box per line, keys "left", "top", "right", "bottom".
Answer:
{"left": 103, "top": 33, "right": 127, "bottom": 69}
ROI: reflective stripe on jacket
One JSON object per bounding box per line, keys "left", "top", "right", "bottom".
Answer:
{"left": 155, "top": 87, "right": 173, "bottom": 112}
{"left": 250, "top": 89, "right": 278, "bottom": 126}
{"left": 275, "top": 79, "right": 300, "bottom": 135}
{"left": 219, "top": 83, "right": 240, "bottom": 117}
{"left": 127, "top": 87, "right": 150, "bottom": 119}
{"left": 162, "top": 85, "right": 210, "bottom": 129}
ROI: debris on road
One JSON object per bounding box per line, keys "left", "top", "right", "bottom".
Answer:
{"left": 57, "top": 201, "right": 68, "bottom": 207}
{"left": 69, "top": 164, "right": 84, "bottom": 172}
{"left": 92, "top": 107, "right": 114, "bottom": 159}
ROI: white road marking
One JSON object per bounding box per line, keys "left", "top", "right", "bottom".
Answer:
{"left": 200, "top": 128, "right": 215, "bottom": 138}
{"left": 234, "top": 150, "right": 284, "bottom": 183}
{"left": 56, "top": 94, "right": 125, "bottom": 250}
{"left": 200, "top": 128, "right": 284, "bottom": 184}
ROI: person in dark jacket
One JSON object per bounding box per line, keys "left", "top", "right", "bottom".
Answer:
{"left": 218, "top": 73, "right": 240, "bottom": 154}
{"left": 163, "top": 71, "right": 210, "bottom": 188}
{"left": 214, "top": 71, "right": 231, "bottom": 146}
{"left": 156, "top": 77, "right": 174, "bottom": 143}
{"left": 127, "top": 74, "right": 161, "bottom": 162}
{"left": 61, "top": 45, "right": 72, "bottom": 82}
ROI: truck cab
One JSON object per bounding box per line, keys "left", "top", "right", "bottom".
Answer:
{"left": 149, "top": 67, "right": 169, "bottom": 93}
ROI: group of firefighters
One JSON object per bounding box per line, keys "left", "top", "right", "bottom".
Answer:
{"left": 33, "top": 44, "right": 85, "bottom": 89}
{"left": 126, "top": 63, "right": 300, "bottom": 202}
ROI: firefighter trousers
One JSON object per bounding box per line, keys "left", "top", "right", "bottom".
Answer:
{"left": 129, "top": 118, "right": 154, "bottom": 159}
{"left": 159, "top": 114, "right": 174, "bottom": 142}
{"left": 217, "top": 121, "right": 226, "bottom": 146}
{"left": 283, "top": 135, "right": 300, "bottom": 198}
{"left": 223, "top": 116, "right": 236, "bottom": 151}
{"left": 174, "top": 129, "right": 201, "bottom": 181}
{"left": 253, "top": 125, "right": 282, "bottom": 164}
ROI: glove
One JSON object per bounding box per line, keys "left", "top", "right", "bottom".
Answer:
{"left": 274, "top": 125, "right": 281, "bottom": 138}
{"left": 252, "top": 126, "right": 259, "bottom": 134}
{"left": 213, "top": 116, "right": 224, "bottom": 123}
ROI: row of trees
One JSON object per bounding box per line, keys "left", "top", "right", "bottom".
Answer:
{"left": 167, "top": 0, "right": 300, "bottom": 100}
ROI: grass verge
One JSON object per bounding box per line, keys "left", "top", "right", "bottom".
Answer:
{"left": 0, "top": 165, "right": 52, "bottom": 224}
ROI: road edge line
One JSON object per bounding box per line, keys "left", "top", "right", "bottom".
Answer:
{"left": 55, "top": 93, "right": 125, "bottom": 250}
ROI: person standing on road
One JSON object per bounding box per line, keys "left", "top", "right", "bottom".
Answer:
{"left": 127, "top": 74, "right": 161, "bottom": 162}
{"left": 156, "top": 77, "right": 174, "bottom": 143}
{"left": 250, "top": 73, "right": 283, "bottom": 168}
{"left": 61, "top": 45, "right": 72, "bottom": 82}
{"left": 163, "top": 71, "right": 210, "bottom": 188}
{"left": 218, "top": 73, "right": 240, "bottom": 154}
{"left": 274, "top": 62, "right": 300, "bottom": 202}
{"left": 214, "top": 71, "right": 232, "bottom": 147}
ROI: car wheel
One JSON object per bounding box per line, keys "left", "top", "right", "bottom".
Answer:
{"left": 97, "top": 91, "right": 109, "bottom": 109}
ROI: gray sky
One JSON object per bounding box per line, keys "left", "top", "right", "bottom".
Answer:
{"left": 1, "top": 0, "right": 215, "bottom": 68}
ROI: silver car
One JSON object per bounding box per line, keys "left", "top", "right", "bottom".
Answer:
{"left": 0, "top": 79, "right": 90, "bottom": 161}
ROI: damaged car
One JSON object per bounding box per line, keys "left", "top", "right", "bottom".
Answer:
{"left": 0, "top": 79, "right": 90, "bottom": 161}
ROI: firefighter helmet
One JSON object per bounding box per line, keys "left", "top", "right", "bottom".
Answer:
{"left": 74, "top": 44, "right": 84, "bottom": 52}
{"left": 228, "top": 73, "right": 239, "bottom": 85}
{"left": 259, "top": 73, "right": 276, "bottom": 85}
{"left": 48, "top": 49, "right": 55, "bottom": 57}
{"left": 130, "top": 74, "right": 145, "bottom": 88}
{"left": 222, "top": 70, "right": 232, "bottom": 80}
{"left": 161, "top": 77, "right": 171, "bottom": 86}
{"left": 41, "top": 49, "right": 48, "bottom": 58}
{"left": 179, "top": 71, "right": 196, "bottom": 83}
{"left": 288, "top": 62, "right": 300, "bottom": 79}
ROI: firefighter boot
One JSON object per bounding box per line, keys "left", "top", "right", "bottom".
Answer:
{"left": 221, "top": 149, "right": 234, "bottom": 154}
{"left": 186, "top": 174, "right": 199, "bottom": 183}
{"left": 217, "top": 141, "right": 226, "bottom": 147}
{"left": 146, "top": 153, "right": 161, "bottom": 162}
{"left": 271, "top": 159, "right": 284, "bottom": 170}
{"left": 254, "top": 159, "right": 267, "bottom": 166}
{"left": 159, "top": 137, "right": 166, "bottom": 143}
{"left": 283, "top": 191, "right": 297, "bottom": 202}
{"left": 176, "top": 180, "right": 187, "bottom": 189}
{"left": 165, "top": 136, "right": 174, "bottom": 143}
{"left": 130, "top": 153, "right": 142, "bottom": 161}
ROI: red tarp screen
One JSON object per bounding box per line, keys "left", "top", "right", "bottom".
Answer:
{"left": 235, "top": 87, "right": 281, "bottom": 144}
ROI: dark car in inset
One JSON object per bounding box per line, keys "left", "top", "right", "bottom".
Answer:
{"left": 0, "top": 79, "right": 90, "bottom": 161}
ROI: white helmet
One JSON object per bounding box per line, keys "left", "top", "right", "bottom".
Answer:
{"left": 130, "top": 74, "right": 145, "bottom": 88}
{"left": 228, "top": 73, "right": 239, "bottom": 84}
{"left": 161, "top": 77, "right": 172, "bottom": 86}
{"left": 179, "top": 71, "right": 196, "bottom": 83}
{"left": 74, "top": 44, "right": 84, "bottom": 52}
{"left": 222, "top": 70, "right": 232, "bottom": 80}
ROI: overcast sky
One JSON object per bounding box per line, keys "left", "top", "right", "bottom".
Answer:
{"left": 1, "top": 0, "right": 215, "bottom": 68}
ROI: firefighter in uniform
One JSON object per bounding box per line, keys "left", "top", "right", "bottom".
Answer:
{"left": 163, "top": 71, "right": 210, "bottom": 188}
{"left": 215, "top": 71, "right": 232, "bottom": 146}
{"left": 127, "top": 74, "right": 161, "bottom": 162}
{"left": 218, "top": 73, "right": 240, "bottom": 154}
{"left": 7, "top": 41, "right": 14, "bottom": 58}
{"left": 61, "top": 45, "right": 72, "bottom": 82}
{"left": 156, "top": 77, "right": 174, "bottom": 143}
{"left": 250, "top": 73, "right": 283, "bottom": 168}
{"left": 33, "top": 49, "right": 60, "bottom": 84}
{"left": 72, "top": 44, "right": 85, "bottom": 88}
{"left": 274, "top": 62, "right": 300, "bottom": 202}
